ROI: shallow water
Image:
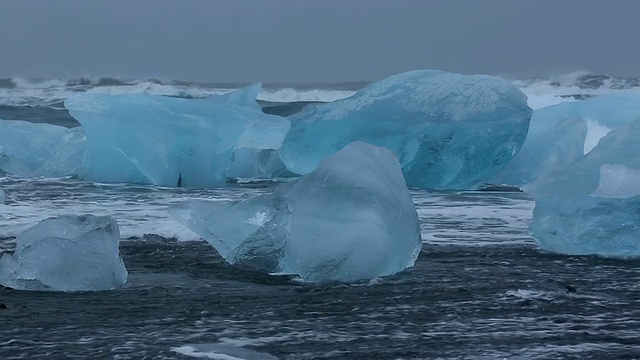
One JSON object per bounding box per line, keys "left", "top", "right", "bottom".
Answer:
{"left": 1, "top": 178, "right": 639, "bottom": 359}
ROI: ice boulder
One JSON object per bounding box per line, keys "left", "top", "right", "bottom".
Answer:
{"left": 279, "top": 70, "right": 532, "bottom": 189}
{"left": 0, "top": 120, "right": 84, "bottom": 178}
{"left": 65, "top": 92, "right": 289, "bottom": 187}
{"left": 0, "top": 119, "right": 69, "bottom": 177}
{"left": 170, "top": 142, "right": 422, "bottom": 282}
{"left": 0, "top": 215, "right": 127, "bottom": 291}
{"left": 494, "top": 93, "right": 640, "bottom": 186}
{"left": 526, "top": 119, "right": 640, "bottom": 258}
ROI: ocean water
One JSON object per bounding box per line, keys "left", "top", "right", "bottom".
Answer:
{"left": 2, "top": 74, "right": 640, "bottom": 359}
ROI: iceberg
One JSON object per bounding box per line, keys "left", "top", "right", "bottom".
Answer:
{"left": 0, "top": 120, "right": 85, "bottom": 178}
{"left": 494, "top": 93, "right": 640, "bottom": 186}
{"left": 530, "top": 195, "right": 640, "bottom": 258}
{"left": 279, "top": 70, "right": 532, "bottom": 189}
{"left": 526, "top": 119, "right": 640, "bottom": 258}
{"left": 0, "top": 215, "right": 127, "bottom": 291}
{"left": 0, "top": 119, "right": 70, "bottom": 177}
{"left": 492, "top": 116, "right": 588, "bottom": 187}
{"left": 170, "top": 142, "right": 422, "bottom": 282}
{"left": 0, "top": 189, "right": 5, "bottom": 205}
{"left": 65, "top": 88, "right": 289, "bottom": 187}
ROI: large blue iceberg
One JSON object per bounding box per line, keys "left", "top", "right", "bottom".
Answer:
{"left": 170, "top": 142, "right": 422, "bottom": 282}
{"left": 526, "top": 119, "right": 640, "bottom": 258}
{"left": 279, "top": 70, "right": 532, "bottom": 189}
{"left": 0, "top": 85, "right": 287, "bottom": 184}
{"left": 0, "top": 119, "right": 82, "bottom": 178}
{"left": 494, "top": 93, "right": 640, "bottom": 186}
{"left": 64, "top": 85, "right": 289, "bottom": 187}
{"left": 0, "top": 215, "right": 127, "bottom": 291}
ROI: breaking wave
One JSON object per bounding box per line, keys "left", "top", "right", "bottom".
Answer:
{"left": 515, "top": 72, "right": 640, "bottom": 109}
{"left": 0, "top": 77, "right": 358, "bottom": 108}
{"left": 1, "top": 72, "right": 640, "bottom": 109}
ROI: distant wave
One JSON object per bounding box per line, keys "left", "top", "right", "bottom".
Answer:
{"left": 514, "top": 72, "right": 640, "bottom": 90}
{"left": 1, "top": 72, "right": 640, "bottom": 109}
{"left": 10, "top": 77, "right": 69, "bottom": 89}
{"left": 0, "top": 77, "right": 358, "bottom": 108}
{"left": 0, "top": 76, "right": 159, "bottom": 89}
{"left": 514, "top": 72, "right": 640, "bottom": 109}
{"left": 258, "top": 88, "right": 355, "bottom": 102}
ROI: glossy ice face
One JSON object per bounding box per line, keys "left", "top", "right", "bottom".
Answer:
{"left": 171, "top": 142, "right": 422, "bottom": 282}
{"left": 279, "top": 70, "right": 532, "bottom": 190}
{"left": 527, "top": 120, "right": 640, "bottom": 258}
{"left": 64, "top": 84, "right": 289, "bottom": 187}
{"left": 0, "top": 119, "right": 83, "bottom": 178}
{"left": 494, "top": 92, "right": 640, "bottom": 187}
{"left": 0, "top": 215, "right": 128, "bottom": 292}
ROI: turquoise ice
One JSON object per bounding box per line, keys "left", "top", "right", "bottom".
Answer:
{"left": 170, "top": 142, "right": 422, "bottom": 282}
{"left": 218, "top": 83, "right": 293, "bottom": 180}
{"left": 36, "top": 126, "right": 86, "bottom": 178}
{"left": 0, "top": 119, "right": 82, "bottom": 177}
{"left": 65, "top": 85, "right": 289, "bottom": 187}
{"left": 495, "top": 93, "right": 640, "bottom": 186}
{"left": 0, "top": 215, "right": 127, "bottom": 291}
{"left": 279, "top": 70, "right": 532, "bottom": 189}
{"left": 526, "top": 119, "right": 640, "bottom": 258}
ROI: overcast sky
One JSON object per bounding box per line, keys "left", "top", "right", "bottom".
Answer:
{"left": 0, "top": 0, "right": 638, "bottom": 83}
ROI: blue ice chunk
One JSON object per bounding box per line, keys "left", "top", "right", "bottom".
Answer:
{"left": 525, "top": 120, "right": 640, "bottom": 197}
{"left": 64, "top": 93, "right": 289, "bottom": 187}
{"left": 216, "top": 84, "right": 291, "bottom": 180}
{"left": 0, "top": 215, "right": 127, "bottom": 291}
{"left": 492, "top": 117, "right": 588, "bottom": 186}
{"left": 34, "top": 126, "right": 86, "bottom": 178}
{"left": 0, "top": 190, "right": 5, "bottom": 205}
{"left": 530, "top": 195, "right": 640, "bottom": 258}
{"left": 0, "top": 119, "right": 70, "bottom": 177}
{"left": 207, "top": 83, "right": 262, "bottom": 111}
{"left": 527, "top": 120, "right": 640, "bottom": 258}
{"left": 279, "top": 70, "right": 532, "bottom": 189}
{"left": 530, "top": 93, "right": 640, "bottom": 127}
{"left": 494, "top": 93, "right": 640, "bottom": 186}
{"left": 0, "top": 120, "right": 85, "bottom": 178}
{"left": 171, "top": 142, "right": 422, "bottom": 282}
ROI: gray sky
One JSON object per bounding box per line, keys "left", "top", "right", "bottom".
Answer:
{"left": 1, "top": 0, "right": 638, "bottom": 83}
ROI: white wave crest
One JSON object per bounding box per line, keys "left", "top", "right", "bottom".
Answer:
{"left": 171, "top": 343, "right": 279, "bottom": 360}
{"left": 257, "top": 88, "right": 355, "bottom": 103}
{"left": 515, "top": 71, "right": 640, "bottom": 109}
{"left": 2, "top": 72, "right": 640, "bottom": 110}
{"left": 0, "top": 80, "right": 356, "bottom": 108}
{"left": 10, "top": 77, "right": 69, "bottom": 89}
